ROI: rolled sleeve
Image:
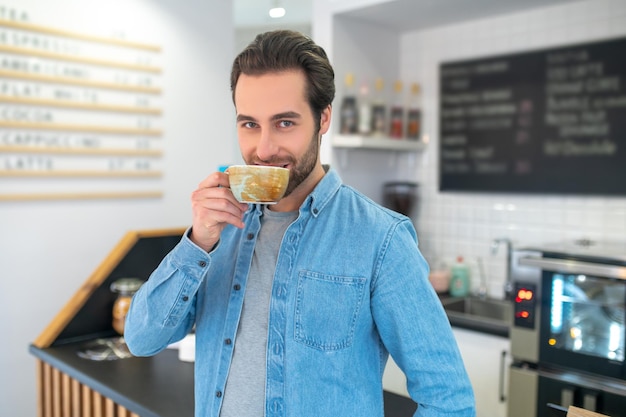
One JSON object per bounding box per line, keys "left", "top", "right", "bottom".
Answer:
{"left": 125, "top": 228, "right": 211, "bottom": 356}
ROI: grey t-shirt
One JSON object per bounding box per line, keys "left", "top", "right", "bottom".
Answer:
{"left": 220, "top": 206, "right": 298, "bottom": 417}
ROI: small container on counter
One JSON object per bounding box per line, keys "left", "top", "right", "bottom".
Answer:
{"left": 449, "top": 256, "right": 471, "bottom": 297}
{"left": 110, "top": 278, "right": 143, "bottom": 335}
{"left": 429, "top": 261, "right": 451, "bottom": 294}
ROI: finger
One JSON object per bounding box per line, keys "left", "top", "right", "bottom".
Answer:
{"left": 191, "top": 189, "right": 247, "bottom": 227}
{"left": 192, "top": 183, "right": 244, "bottom": 210}
{"left": 197, "top": 171, "right": 230, "bottom": 189}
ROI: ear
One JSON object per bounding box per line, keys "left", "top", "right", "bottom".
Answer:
{"left": 319, "top": 105, "right": 332, "bottom": 135}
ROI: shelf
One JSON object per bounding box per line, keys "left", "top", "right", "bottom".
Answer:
{"left": 0, "top": 69, "right": 162, "bottom": 94}
{"left": 332, "top": 134, "right": 426, "bottom": 152}
{"left": 0, "top": 191, "right": 163, "bottom": 201}
{"left": 0, "top": 170, "right": 162, "bottom": 177}
{"left": 0, "top": 96, "right": 162, "bottom": 115}
{"left": 0, "top": 18, "right": 161, "bottom": 52}
{"left": 0, "top": 121, "right": 162, "bottom": 136}
{"left": 0, "top": 45, "right": 161, "bottom": 73}
{"left": 0, "top": 145, "right": 162, "bottom": 157}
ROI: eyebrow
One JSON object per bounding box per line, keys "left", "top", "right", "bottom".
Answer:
{"left": 272, "top": 111, "right": 301, "bottom": 120}
{"left": 236, "top": 111, "right": 302, "bottom": 122}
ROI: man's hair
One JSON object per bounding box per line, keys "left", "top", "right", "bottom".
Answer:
{"left": 230, "top": 30, "right": 335, "bottom": 128}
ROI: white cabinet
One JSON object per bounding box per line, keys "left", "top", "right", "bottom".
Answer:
{"left": 383, "top": 355, "right": 409, "bottom": 397}
{"left": 452, "top": 327, "right": 511, "bottom": 417}
{"left": 383, "top": 327, "right": 510, "bottom": 417}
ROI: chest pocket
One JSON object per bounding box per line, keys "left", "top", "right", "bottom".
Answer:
{"left": 294, "top": 270, "right": 367, "bottom": 351}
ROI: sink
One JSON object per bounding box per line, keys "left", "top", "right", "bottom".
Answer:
{"left": 442, "top": 296, "right": 512, "bottom": 321}
{"left": 441, "top": 296, "right": 512, "bottom": 337}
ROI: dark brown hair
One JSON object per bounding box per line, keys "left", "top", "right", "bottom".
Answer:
{"left": 230, "top": 30, "right": 335, "bottom": 128}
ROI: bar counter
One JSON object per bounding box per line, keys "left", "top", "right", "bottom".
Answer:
{"left": 30, "top": 343, "right": 194, "bottom": 417}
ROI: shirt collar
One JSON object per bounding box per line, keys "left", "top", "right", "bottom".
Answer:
{"left": 302, "top": 165, "right": 341, "bottom": 217}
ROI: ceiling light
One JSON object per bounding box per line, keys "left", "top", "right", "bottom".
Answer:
{"left": 269, "top": 7, "right": 286, "bottom": 18}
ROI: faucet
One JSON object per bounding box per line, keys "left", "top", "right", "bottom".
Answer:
{"left": 476, "top": 257, "right": 488, "bottom": 299}
{"left": 491, "top": 238, "right": 513, "bottom": 300}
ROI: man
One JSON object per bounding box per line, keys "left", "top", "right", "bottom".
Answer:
{"left": 125, "top": 30, "right": 475, "bottom": 417}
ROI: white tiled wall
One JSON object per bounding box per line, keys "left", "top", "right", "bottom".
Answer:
{"left": 398, "top": 0, "right": 626, "bottom": 297}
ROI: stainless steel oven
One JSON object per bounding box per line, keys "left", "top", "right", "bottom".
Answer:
{"left": 507, "top": 241, "right": 626, "bottom": 417}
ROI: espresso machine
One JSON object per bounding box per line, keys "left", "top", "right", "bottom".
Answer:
{"left": 382, "top": 181, "right": 418, "bottom": 217}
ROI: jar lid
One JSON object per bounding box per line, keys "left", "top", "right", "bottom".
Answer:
{"left": 110, "top": 278, "right": 143, "bottom": 295}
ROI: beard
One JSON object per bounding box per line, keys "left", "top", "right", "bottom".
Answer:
{"left": 283, "top": 131, "right": 319, "bottom": 197}
{"left": 246, "top": 130, "right": 320, "bottom": 198}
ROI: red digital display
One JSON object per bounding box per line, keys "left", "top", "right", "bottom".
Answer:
{"left": 513, "top": 283, "right": 536, "bottom": 329}
{"left": 515, "top": 288, "right": 534, "bottom": 303}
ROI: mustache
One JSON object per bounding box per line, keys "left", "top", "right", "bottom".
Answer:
{"left": 249, "top": 158, "right": 294, "bottom": 166}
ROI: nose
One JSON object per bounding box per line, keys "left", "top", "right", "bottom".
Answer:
{"left": 255, "top": 127, "right": 279, "bottom": 162}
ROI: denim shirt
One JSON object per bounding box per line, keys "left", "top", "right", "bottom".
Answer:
{"left": 125, "top": 168, "right": 475, "bottom": 417}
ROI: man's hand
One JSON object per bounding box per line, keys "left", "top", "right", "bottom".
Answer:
{"left": 189, "top": 171, "right": 249, "bottom": 251}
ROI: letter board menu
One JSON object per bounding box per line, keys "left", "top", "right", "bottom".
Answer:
{"left": 439, "top": 36, "right": 626, "bottom": 195}
{"left": 0, "top": 6, "right": 163, "bottom": 201}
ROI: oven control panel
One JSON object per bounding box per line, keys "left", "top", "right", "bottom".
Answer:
{"left": 514, "top": 282, "right": 537, "bottom": 329}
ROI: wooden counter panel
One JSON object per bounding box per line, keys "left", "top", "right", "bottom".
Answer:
{"left": 35, "top": 358, "right": 141, "bottom": 417}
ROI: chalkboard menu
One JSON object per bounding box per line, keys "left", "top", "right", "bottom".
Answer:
{"left": 439, "top": 37, "right": 626, "bottom": 195}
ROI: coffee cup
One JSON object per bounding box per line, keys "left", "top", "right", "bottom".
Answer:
{"left": 227, "top": 165, "right": 290, "bottom": 204}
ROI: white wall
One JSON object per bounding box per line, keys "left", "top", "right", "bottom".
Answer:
{"left": 0, "top": 0, "right": 235, "bottom": 415}
{"left": 402, "top": 0, "right": 626, "bottom": 296}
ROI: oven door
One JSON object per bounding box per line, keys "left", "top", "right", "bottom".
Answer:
{"left": 532, "top": 257, "right": 626, "bottom": 379}
{"left": 508, "top": 364, "right": 626, "bottom": 417}
{"left": 536, "top": 367, "right": 626, "bottom": 417}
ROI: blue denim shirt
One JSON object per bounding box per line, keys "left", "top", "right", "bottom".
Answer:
{"left": 125, "top": 168, "right": 475, "bottom": 417}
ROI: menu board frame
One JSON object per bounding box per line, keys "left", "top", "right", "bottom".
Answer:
{"left": 439, "top": 36, "right": 626, "bottom": 196}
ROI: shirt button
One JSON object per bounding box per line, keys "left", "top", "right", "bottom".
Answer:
{"left": 216, "top": 391, "right": 222, "bottom": 398}
{"left": 247, "top": 233, "right": 254, "bottom": 240}
{"left": 182, "top": 295, "right": 189, "bottom": 302}
{"left": 233, "top": 284, "right": 241, "bottom": 291}
{"left": 225, "top": 338, "right": 232, "bottom": 345}
{"left": 313, "top": 208, "right": 319, "bottom": 215}
{"left": 198, "top": 260, "right": 207, "bottom": 267}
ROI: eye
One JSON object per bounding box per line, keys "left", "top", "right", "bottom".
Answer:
{"left": 277, "top": 120, "right": 294, "bottom": 128}
{"left": 241, "top": 121, "right": 257, "bottom": 129}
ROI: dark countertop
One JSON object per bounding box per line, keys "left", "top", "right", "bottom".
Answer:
{"left": 30, "top": 343, "right": 194, "bottom": 417}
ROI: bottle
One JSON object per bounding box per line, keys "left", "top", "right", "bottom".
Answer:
{"left": 339, "top": 72, "right": 358, "bottom": 134}
{"left": 357, "top": 80, "right": 372, "bottom": 136}
{"left": 449, "top": 256, "right": 470, "bottom": 297}
{"left": 370, "top": 77, "right": 387, "bottom": 136}
{"left": 389, "top": 80, "right": 404, "bottom": 139}
{"left": 406, "top": 82, "right": 422, "bottom": 141}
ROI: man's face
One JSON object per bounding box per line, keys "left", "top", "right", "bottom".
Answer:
{"left": 234, "top": 70, "right": 330, "bottom": 197}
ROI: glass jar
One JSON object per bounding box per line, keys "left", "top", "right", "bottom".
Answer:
{"left": 110, "top": 278, "right": 143, "bottom": 335}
